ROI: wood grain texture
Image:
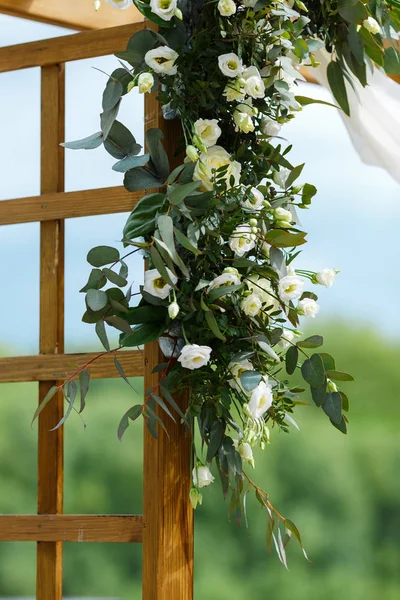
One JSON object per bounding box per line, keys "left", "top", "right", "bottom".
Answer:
{"left": 0, "top": 350, "right": 144, "bottom": 383}
{"left": 37, "top": 64, "right": 65, "bottom": 600}
{"left": 0, "top": 21, "right": 144, "bottom": 73}
{"left": 0, "top": 186, "right": 141, "bottom": 226}
{"left": 0, "top": 0, "right": 143, "bottom": 31}
{"left": 0, "top": 515, "right": 143, "bottom": 543}
{"left": 142, "top": 69, "right": 194, "bottom": 600}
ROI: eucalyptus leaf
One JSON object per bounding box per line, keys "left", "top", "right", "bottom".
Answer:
{"left": 301, "top": 353, "right": 325, "bottom": 387}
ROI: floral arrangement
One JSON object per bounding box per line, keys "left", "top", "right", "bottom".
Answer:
{"left": 38, "top": 0, "right": 400, "bottom": 564}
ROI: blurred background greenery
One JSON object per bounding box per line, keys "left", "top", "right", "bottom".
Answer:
{"left": 0, "top": 322, "right": 399, "bottom": 599}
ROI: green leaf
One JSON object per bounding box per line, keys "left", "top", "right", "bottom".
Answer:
{"left": 145, "top": 128, "right": 170, "bottom": 180}
{"left": 173, "top": 227, "right": 201, "bottom": 255}
{"left": 31, "top": 385, "right": 58, "bottom": 426}
{"left": 80, "top": 269, "right": 107, "bottom": 292}
{"left": 340, "top": 391, "right": 350, "bottom": 412}
{"left": 79, "top": 369, "right": 90, "bottom": 413}
{"left": 326, "top": 370, "right": 355, "bottom": 382}
{"left": 51, "top": 381, "right": 77, "bottom": 431}
{"left": 285, "top": 163, "right": 304, "bottom": 189}
{"left": 348, "top": 23, "right": 365, "bottom": 64}
{"left": 265, "top": 230, "right": 307, "bottom": 248}
{"left": 95, "top": 320, "right": 110, "bottom": 351}
{"left": 208, "top": 284, "right": 243, "bottom": 301}
{"left": 331, "top": 415, "right": 347, "bottom": 434}
{"left": 160, "top": 383, "right": 185, "bottom": 419}
{"left": 295, "top": 96, "right": 339, "bottom": 109}
{"left": 207, "top": 420, "right": 226, "bottom": 462}
{"left": 87, "top": 246, "right": 120, "bottom": 267}
{"left": 240, "top": 371, "right": 262, "bottom": 392}
{"left": 327, "top": 61, "right": 350, "bottom": 116}
{"left": 151, "top": 394, "right": 176, "bottom": 422}
{"left": 105, "top": 316, "right": 133, "bottom": 336}
{"left": 297, "top": 335, "right": 323, "bottom": 349}
{"left": 102, "top": 78, "right": 123, "bottom": 111}
{"left": 118, "top": 404, "right": 143, "bottom": 441}
{"left": 311, "top": 383, "right": 327, "bottom": 407}
{"left": 100, "top": 101, "right": 121, "bottom": 140}
{"left": 339, "top": 1, "right": 367, "bottom": 23}
{"left": 384, "top": 47, "right": 400, "bottom": 75}
{"left": 322, "top": 392, "right": 342, "bottom": 425}
{"left": 301, "top": 183, "right": 317, "bottom": 205}
{"left": 86, "top": 289, "right": 108, "bottom": 312}
{"left": 301, "top": 353, "right": 325, "bottom": 387}
{"left": 205, "top": 310, "right": 226, "bottom": 341}
{"left": 112, "top": 153, "right": 149, "bottom": 173}
{"left": 125, "top": 305, "right": 167, "bottom": 324}
{"left": 157, "top": 215, "right": 189, "bottom": 277}
{"left": 104, "top": 120, "right": 140, "bottom": 159}
{"left": 102, "top": 268, "right": 127, "bottom": 288}
{"left": 120, "top": 322, "right": 166, "bottom": 347}
{"left": 124, "top": 167, "right": 164, "bottom": 192}
{"left": 123, "top": 193, "right": 165, "bottom": 240}
{"left": 285, "top": 345, "right": 298, "bottom": 375}
{"left": 319, "top": 353, "right": 336, "bottom": 371}
{"left": 61, "top": 131, "right": 103, "bottom": 150}
{"left": 126, "top": 28, "right": 157, "bottom": 60}
{"left": 149, "top": 246, "right": 177, "bottom": 288}
{"left": 168, "top": 181, "right": 201, "bottom": 205}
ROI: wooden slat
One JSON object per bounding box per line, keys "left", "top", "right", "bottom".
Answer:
{"left": 0, "top": 515, "right": 143, "bottom": 543}
{"left": 0, "top": 0, "right": 143, "bottom": 31}
{"left": 0, "top": 350, "right": 143, "bottom": 383}
{"left": 37, "top": 63, "right": 65, "bottom": 600}
{"left": 0, "top": 21, "right": 144, "bottom": 73}
{"left": 142, "top": 67, "right": 194, "bottom": 600}
{"left": 0, "top": 186, "right": 140, "bottom": 226}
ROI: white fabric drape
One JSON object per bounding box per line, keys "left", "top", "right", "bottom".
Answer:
{"left": 311, "top": 49, "right": 400, "bottom": 185}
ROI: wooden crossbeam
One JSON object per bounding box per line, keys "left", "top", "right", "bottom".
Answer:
{"left": 0, "top": 515, "right": 143, "bottom": 543}
{"left": 0, "top": 21, "right": 144, "bottom": 73}
{"left": 0, "top": 0, "right": 144, "bottom": 31}
{"left": 0, "top": 350, "right": 144, "bottom": 383}
{"left": 0, "top": 186, "right": 140, "bottom": 226}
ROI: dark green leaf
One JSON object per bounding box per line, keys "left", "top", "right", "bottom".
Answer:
{"left": 51, "top": 381, "right": 77, "bottom": 431}
{"left": 125, "top": 305, "right": 167, "bottom": 325}
{"left": 151, "top": 393, "right": 176, "bottom": 422}
{"left": 240, "top": 371, "right": 262, "bottom": 392}
{"left": 168, "top": 181, "right": 201, "bottom": 205}
{"left": 118, "top": 404, "right": 143, "bottom": 441}
{"left": 79, "top": 369, "right": 90, "bottom": 413}
{"left": 120, "top": 322, "right": 166, "bottom": 347}
{"left": 340, "top": 391, "right": 350, "bottom": 412}
{"left": 301, "top": 353, "right": 325, "bottom": 387}
{"left": 208, "top": 284, "right": 243, "bottom": 301}
{"left": 87, "top": 246, "right": 120, "bottom": 267}
{"left": 339, "top": 1, "right": 367, "bottom": 23}
{"left": 331, "top": 415, "right": 347, "bottom": 434}
{"left": 61, "top": 131, "right": 103, "bottom": 150}
{"left": 105, "top": 316, "right": 133, "bottom": 335}
{"left": 145, "top": 128, "right": 170, "bottom": 179}
{"left": 265, "top": 230, "right": 307, "bottom": 248}
{"left": 112, "top": 152, "right": 149, "bottom": 173}
{"left": 285, "top": 345, "right": 298, "bottom": 375}
{"left": 285, "top": 163, "right": 304, "bottom": 189}
{"left": 31, "top": 385, "right": 58, "bottom": 425}
{"left": 102, "top": 268, "right": 127, "bottom": 287}
{"left": 319, "top": 352, "right": 336, "bottom": 371}
{"left": 207, "top": 420, "right": 226, "bottom": 462}
{"left": 327, "top": 61, "right": 350, "bottom": 116}
{"left": 95, "top": 320, "right": 110, "bottom": 351}
{"left": 326, "top": 370, "right": 355, "bottom": 382}
{"left": 297, "top": 335, "right": 323, "bottom": 349}
{"left": 311, "top": 382, "right": 327, "bottom": 407}
{"left": 80, "top": 269, "right": 107, "bottom": 292}
{"left": 103, "top": 78, "right": 123, "bottom": 111}
{"left": 124, "top": 167, "right": 163, "bottom": 192}
{"left": 384, "top": 47, "right": 400, "bottom": 74}
{"left": 205, "top": 310, "right": 226, "bottom": 341}
{"left": 322, "top": 392, "right": 342, "bottom": 424}
{"left": 86, "top": 289, "right": 108, "bottom": 312}
{"left": 100, "top": 101, "right": 121, "bottom": 139}
{"left": 104, "top": 120, "right": 140, "bottom": 159}
{"left": 295, "top": 96, "right": 338, "bottom": 109}
{"left": 173, "top": 227, "right": 201, "bottom": 255}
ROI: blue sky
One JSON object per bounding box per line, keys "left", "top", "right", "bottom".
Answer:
{"left": 0, "top": 13, "right": 399, "bottom": 355}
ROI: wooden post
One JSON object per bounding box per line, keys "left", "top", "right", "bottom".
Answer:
{"left": 142, "top": 91, "right": 194, "bottom": 599}
{"left": 37, "top": 63, "right": 65, "bottom": 600}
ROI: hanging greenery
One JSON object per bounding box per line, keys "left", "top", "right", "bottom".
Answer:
{"left": 39, "top": 0, "right": 400, "bottom": 564}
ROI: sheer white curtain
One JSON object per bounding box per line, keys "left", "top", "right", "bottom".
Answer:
{"left": 311, "top": 50, "right": 400, "bottom": 185}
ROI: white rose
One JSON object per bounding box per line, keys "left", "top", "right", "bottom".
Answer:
{"left": 192, "top": 465, "right": 215, "bottom": 488}
{"left": 229, "top": 224, "right": 255, "bottom": 257}
{"left": 241, "top": 293, "right": 262, "bottom": 317}
{"left": 273, "top": 206, "right": 292, "bottom": 228}
{"left": 193, "top": 146, "right": 241, "bottom": 191}
{"left": 194, "top": 118, "right": 222, "bottom": 148}
{"left": 137, "top": 72, "right": 154, "bottom": 94}
{"left": 246, "top": 275, "right": 279, "bottom": 309}
{"left": 218, "top": 53, "right": 243, "bottom": 77}
{"left": 248, "top": 380, "right": 273, "bottom": 419}
{"left": 223, "top": 80, "right": 246, "bottom": 102}
{"left": 316, "top": 269, "right": 336, "bottom": 288}
{"left": 144, "top": 268, "right": 177, "bottom": 299}
{"left": 278, "top": 275, "right": 304, "bottom": 302}
{"left": 145, "top": 46, "right": 179, "bottom": 75}
{"left": 208, "top": 272, "right": 241, "bottom": 292}
{"left": 242, "top": 187, "right": 264, "bottom": 211}
{"left": 261, "top": 116, "right": 281, "bottom": 137}
{"left": 228, "top": 359, "right": 254, "bottom": 392}
{"left": 298, "top": 298, "right": 320, "bottom": 318}
{"left": 279, "top": 329, "right": 296, "bottom": 349}
{"left": 168, "top": 301, "right": 180, "bottom": 319}
{"left": 105, "top": 0, "right": 132, "bottom": 9}
{"left": 273, "top": 167, "right": 291, "bottom": 189}
{"left": 178, "top": 344, "right": 212, "bottom": 370}
{"left": 363, "top": 16, "right": 380, "bottom": 35}
{"left": 238, "top": 441, "right": 255, "bottom": 467}
{"left": 234, "top": 108, "right": 255, "bottom": 133}
{"left": 218, "top": 0, "right": 236, "bottom": 16}
{"left": 243, "top": 66, "right": 265, "bottom": 99}
{"left": 149, "top": 0, "right": 177, "bottom": 20}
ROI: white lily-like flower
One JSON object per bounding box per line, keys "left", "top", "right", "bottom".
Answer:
{"left": 149, "top": 0, "right": 177, "bottom": 21}
{"left": 247, "top": 379, "right": 274, "bottom": 419}
{"left": 218, "top": 53, "right": 243, "bottom": 77}
{"left": 229, "top": 224, "right": 255, "bottom": 257}
{"left": 144, "top": 268, "right": 177, "bottom": 299}
{"left": 145, "top": 46, "right": 179, "bottom": 75}
{"left": 192, "top": 465, "right": 215, "bottom": 488}
{"left": 278, "top": 275, "right": 304, "bottom": 302}
{"left": 316, "top": 269, "right": 336, "bottom": 288}
{"left": 178, "top": 344, "right": 212, "bottom": 370}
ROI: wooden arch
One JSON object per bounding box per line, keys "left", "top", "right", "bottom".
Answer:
{"left": 0, "top": 7, "right": 193, "bottom": 600}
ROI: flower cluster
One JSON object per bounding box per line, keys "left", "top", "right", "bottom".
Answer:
{"left": 61, "top": 0, "right": 400, "bottom": 565}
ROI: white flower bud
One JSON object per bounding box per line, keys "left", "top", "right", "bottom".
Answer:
{"left": 327, "top": 379, "right": 338, "bottom": 393}
{"left": 218, "top": 0, "right": 237, "bottom": 17}
{"left": 189, "top": 487, "right": 203, "bottom": 509}
{"left": 251, "top": 226, "right": 258, "bottom": 234}
{"left": 174, "top": 7, "right": 183, "bottom": 19}
{"left": 186, "top": 145, "right": 199, "bottom": 162}
{"left": 168, "top": 301, "right": 180, "bottom": 320}
{"left": 138, "top": 72, "right": 154, "bottom": 94}
{"left": 249, "top": 218, "right": 258, "bottom": 227}
{"left": 297, "top": 298, "right": 320, "bottom": 318}
{"left": 94, "top": 0, "right": 101, "bottom": 11}
{"left": 192, "top": 465, "right": 215, "bottom": 488}
{"left": 363, "top": 16, "right": 380, "bottom": 35}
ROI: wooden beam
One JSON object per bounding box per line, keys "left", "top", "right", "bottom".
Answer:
{"left": 37, "top": 63, "right": 65, "bottom": 600}
{"left": 0, "top": 0, "right": 144, "bottom": 31}
{"left": 0, "top": 21, "right": 144, "bottom": 73}
{"left": 0, "top": 351, "right": 143, "bottom": 383}
{"left": 142, "top": 68, "right": 194, "bottom": 600}
{"left": 0, "top": 515, "right": 143, "bottom": 543}
{"left": 0, "top": 186, "right": 140, "bottom": 226}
